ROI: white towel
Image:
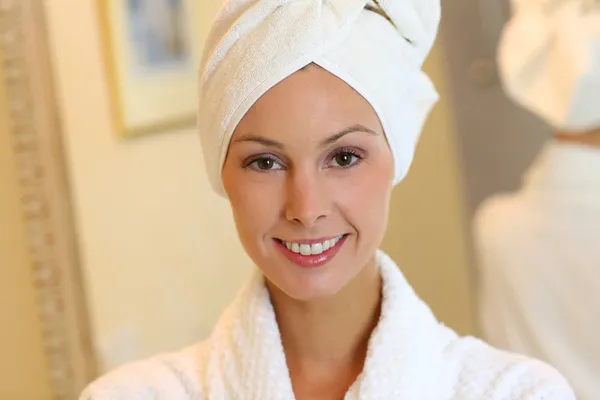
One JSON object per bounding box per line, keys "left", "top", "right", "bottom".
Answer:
{"left": 197, "top": 0, "right": 441, "bottom": 196}
{"left": 498, "top": 0, "right": 600, "bottom": 131}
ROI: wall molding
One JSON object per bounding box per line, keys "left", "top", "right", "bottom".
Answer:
{"left": 0, "top": 0, "right": 97, "bottom": 398}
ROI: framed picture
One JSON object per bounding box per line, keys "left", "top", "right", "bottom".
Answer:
{"left": 99, "top": 0, "right": 203, "bottom": 137}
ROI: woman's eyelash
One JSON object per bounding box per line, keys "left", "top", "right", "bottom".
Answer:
{"left": 331, "top": 148, "right": 364, "bottom": 159}
{"left": 241, "top": 154, "right": 281, "bottom": 169}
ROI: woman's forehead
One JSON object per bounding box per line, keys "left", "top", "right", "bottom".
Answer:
{"left": 234, "top": 66, "right": 383, "bottom": 140}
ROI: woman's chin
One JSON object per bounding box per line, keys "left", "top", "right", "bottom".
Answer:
{"left": 265, "top": 267, "right": 354, "bottom": 302}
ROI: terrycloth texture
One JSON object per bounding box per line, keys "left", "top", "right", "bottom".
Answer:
{"left": 81, "top": 251, "right": 575, "bottom": 399}
{"left": 476, "top": 142, "right": 600, "bottom": 400}
{"left": 498, "top": 0, "right": 600, "bottom": 131}
{"left": 198, "top": 0, "right": 441, "bottom": 196}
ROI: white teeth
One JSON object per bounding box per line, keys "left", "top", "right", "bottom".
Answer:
{"left": 291, "top": 243, "right": 300, "bottom": 253}
{"left": 283, "top": 235, "right": 344, "bottom": 256}
{"left": 311, "top": 243, "right": 323, "bottom": 255}
{"left": 300, "top": 244, "right": 311, "bottom": 256}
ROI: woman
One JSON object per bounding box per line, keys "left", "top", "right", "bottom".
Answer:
{"left": 81, "top": 0, "right": 574, "bottom": 398}
{"left": 476, "top": 0, "right": 600, "bottom": 398}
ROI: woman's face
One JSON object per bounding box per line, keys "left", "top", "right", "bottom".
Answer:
{"left": 222, "top": 65, "right": 394, "bottom": 301}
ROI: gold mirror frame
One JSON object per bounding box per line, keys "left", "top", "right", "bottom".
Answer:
{"left": 0, "top": 0, "right": 97, "bottom": 398}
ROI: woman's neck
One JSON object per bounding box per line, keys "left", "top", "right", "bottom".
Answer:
{"left": 267, "top": 256, "right": 382, "bottom": 396}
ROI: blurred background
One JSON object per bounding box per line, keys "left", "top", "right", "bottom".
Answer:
{"left": 1, "top": 0, "right": 555, "bottom": 399}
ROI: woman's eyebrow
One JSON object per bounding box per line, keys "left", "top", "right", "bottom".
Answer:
{"left": 321, "top": 124, "right": 378, "bottom": 146}
{"left": 231, "top": 135, "right": 284, "bottom": 149}
{"left": 232, "top": 124, "right": 378, "bottom": 149}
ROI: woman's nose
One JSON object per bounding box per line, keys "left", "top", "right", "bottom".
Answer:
{"left": 284, "top": 171, "right": 330, "bottom": 228}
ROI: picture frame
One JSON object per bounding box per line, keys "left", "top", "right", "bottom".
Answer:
{"left": 99, "top": 0, "right": 203, "bottom": 137}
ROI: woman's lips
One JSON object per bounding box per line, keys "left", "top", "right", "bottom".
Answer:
{"left": 274, "top": 235, "right": 348, "bottom": 268}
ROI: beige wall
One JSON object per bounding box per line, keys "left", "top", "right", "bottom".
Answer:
{"left": 0, "top": 52, "right": 53, "bottom": 399}
{"left": 44, "top": 1, "right": 253, "bottom": 372}
{"left": 382, "top": 45, "right": 475, "bottom": 335}
{"left": 44, "top": 0, "right": 475, "bottom": 377}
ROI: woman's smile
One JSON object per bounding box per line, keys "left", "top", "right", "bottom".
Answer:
{"left": 274, "top": 234, "right": 349, "bottom": 268}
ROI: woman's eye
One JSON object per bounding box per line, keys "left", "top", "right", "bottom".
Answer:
{"left": 330, "top": 151, "right": 361, "bottom": 168}
{"left": 249, "top": 157, "right": 283, "bottom": 171}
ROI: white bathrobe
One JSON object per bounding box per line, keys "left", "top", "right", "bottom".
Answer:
{"left": 476, "top": 142, "right": 600, "bottom": 400}
{"left": 81, "top": 251, "right": 573, "bottom": 399}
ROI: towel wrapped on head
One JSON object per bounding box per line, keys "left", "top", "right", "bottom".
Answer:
{"left": 499, "top": 0, "right": 600, "bottom": 132}
{"left": 198, "top": 0, "right": 442, "bottom": 196}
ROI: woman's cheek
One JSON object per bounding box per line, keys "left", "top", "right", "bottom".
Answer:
{"left": 331, "top": 169, "right": 376, "bottom": 217}
{"left": 237, "top": 178, "right": 283, "bottom": 229}
{"left": 354, "top": 161, "right": 393, "bottom": 223}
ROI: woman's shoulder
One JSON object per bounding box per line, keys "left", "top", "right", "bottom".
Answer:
{"left": 447, "top": 335, "right": 575, "bottom": 400}
{"left": 79, "top": 341, "right": 210, "bottom": 400}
